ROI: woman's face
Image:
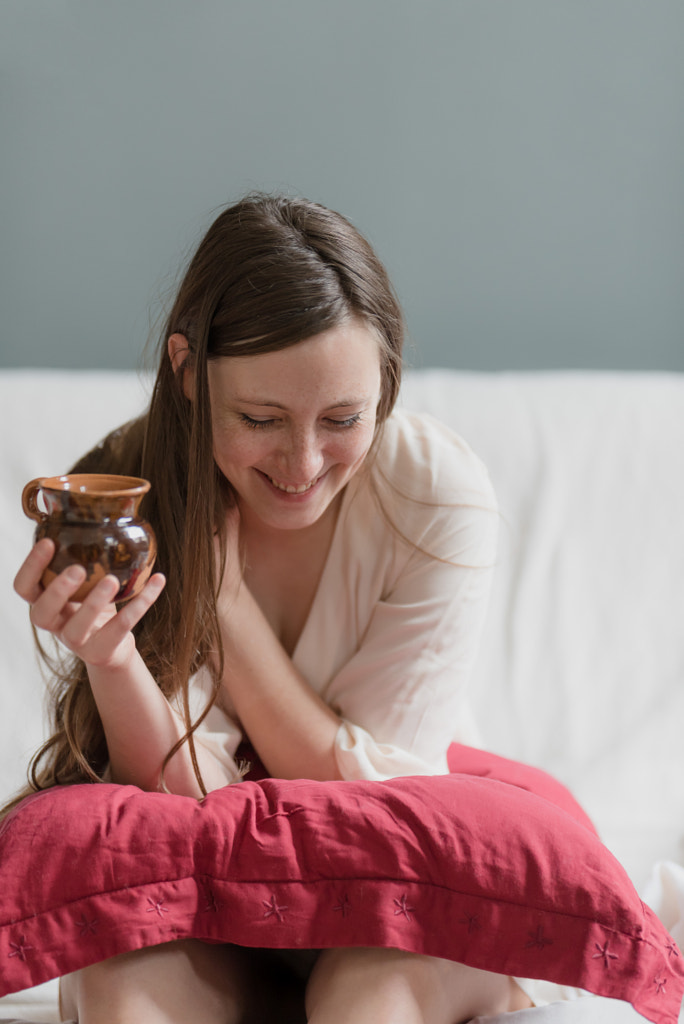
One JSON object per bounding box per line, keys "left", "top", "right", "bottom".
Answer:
{"left": 206, "top": 321, "right": 383, "bottom": 533}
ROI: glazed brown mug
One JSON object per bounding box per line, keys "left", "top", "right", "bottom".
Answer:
{"left": 22, "top": 474, "right": 157, "bottom": 604}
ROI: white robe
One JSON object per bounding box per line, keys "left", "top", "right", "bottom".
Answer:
{"left": 182, "top": 407, "right": 499, "bottom": 783}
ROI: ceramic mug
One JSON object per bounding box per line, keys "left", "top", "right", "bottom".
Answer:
{"left": 22, "top": 474, "right": 157, "bottom": 604}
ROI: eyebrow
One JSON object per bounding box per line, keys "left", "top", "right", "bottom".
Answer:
{"left": 234, "top": 397, "right": 371, "bottom": 411}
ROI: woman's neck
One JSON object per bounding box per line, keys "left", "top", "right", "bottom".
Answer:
{"left": 236, "top": 493, "right": 343, "bottom": 656}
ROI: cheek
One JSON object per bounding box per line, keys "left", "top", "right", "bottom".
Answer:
{"left": 331, "top": 424, "right": 376, "bottom": 468}
{"left": 212, "top": 428, "right": 263, "bottom": 474}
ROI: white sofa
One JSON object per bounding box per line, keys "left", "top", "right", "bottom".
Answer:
{"left": 1, "top": 368, "right": 682, "bottom": 1024}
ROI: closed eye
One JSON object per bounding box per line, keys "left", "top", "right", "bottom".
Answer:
{"left": 239, "top": 412, "right": 363, "bottom": 430}
{"left": 325, "top": 413, "right": 362, "bottom": 429}
{"left": 239, "top": 413, "right": 277, "bottom": 430}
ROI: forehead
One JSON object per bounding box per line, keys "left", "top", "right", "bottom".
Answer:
{"left": 207, "top": 322, "right": 382, "bottom": 405}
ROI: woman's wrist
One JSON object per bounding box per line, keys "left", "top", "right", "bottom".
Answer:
{"left": 85, "top": 644, "right": 141, "bottom": 685}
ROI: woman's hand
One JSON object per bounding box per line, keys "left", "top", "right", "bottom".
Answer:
{"left": 14, "top": 538, "right": 166, "bottom": 672}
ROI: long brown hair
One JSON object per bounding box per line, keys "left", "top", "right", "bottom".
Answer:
{"left": 3, "top": 193, "right": 404, "bottom": 814}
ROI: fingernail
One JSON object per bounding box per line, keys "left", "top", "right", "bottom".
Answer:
{"left": 64, "top": 565, "right": 86, "bottom": 582}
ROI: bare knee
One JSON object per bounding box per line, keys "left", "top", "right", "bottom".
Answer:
{"left": 58, "top": 940, "right": 248, "bottom": 1024}
{"left": 306, "top": 946, "right": 532, "bottom": 1024}
{"left": 306, "top": 948, "right": 420, "bottom": 1023}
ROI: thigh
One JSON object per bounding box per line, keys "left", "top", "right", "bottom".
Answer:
{"left": 306, "top": 947, "right": 532, "bottom": 1024}
{"left": 59, "top": 940, "right": 311, "bottom": 1024}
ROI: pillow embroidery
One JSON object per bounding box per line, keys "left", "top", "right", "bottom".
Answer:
{"left": 0, "top": 759, "right": 682, "bottom": 1024}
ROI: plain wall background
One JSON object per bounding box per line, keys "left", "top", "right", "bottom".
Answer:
{"left": 1, "top": 0, "right": 683, "bottom": 372}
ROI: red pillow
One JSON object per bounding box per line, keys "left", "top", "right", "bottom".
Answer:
{"left": 0, "top": 766, "right": 681, "bottom": 1024}
{"left": 447, "top": 742, "right": 598, "bottom": 833}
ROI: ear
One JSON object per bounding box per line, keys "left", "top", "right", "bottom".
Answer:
{"left": 167, "top": 334, "right": 194, "bottom": 400}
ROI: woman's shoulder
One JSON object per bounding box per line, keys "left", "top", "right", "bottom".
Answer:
{"left": 373, "top": 407, "right": 497, "bottom": 511}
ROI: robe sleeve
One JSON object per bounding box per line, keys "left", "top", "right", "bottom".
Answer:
{"left": 328, "top": 414, "right": 499, "bottom": 781}
{"left": 329, "top": 496, "right": 498, "bottom": 780}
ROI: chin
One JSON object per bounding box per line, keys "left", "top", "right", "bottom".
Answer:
{"left": 257, "top": 492, "right": 339, "bottom": 532}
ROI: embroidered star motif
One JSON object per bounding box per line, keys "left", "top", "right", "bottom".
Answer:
{"left": 262, "top": 894, "right": 288, "bottom": 921}
{"left": 333, "top": 894, "right": 351, "bottom": 917}
{"left": 393, "top": 894, "right": 415, "bottom": 921}
{"left": 666, "top": 941, "right": 680, "bottom": 958}
{"left": 461, "top": 913, "right": 480, "bottom": 933}
{"left": 197, "top": 876, "right": 223, "bottom": 913}
{"left": 202, "top": 888, "right": 223, "bottom": 914}
{"left": 525, "top": 926, "right": 552, "bottom": 950}
{"left": 77, "top": 915, "right": 99, "bottom": 936}
{"left": 146, "top": 898, "right": 170, "bottom": 918}
{"left": 8, "top": 936, "right": 33, "bottom": 961}
{"left": 654, "top": 977, "right": 667, "bottom": 995}
{"left": 592, "top": 942, "right": 618, "bottom": 968}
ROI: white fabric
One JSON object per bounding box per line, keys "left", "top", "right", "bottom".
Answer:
{"left": 642, "top": 862, "right": 684, "bottom": 964}
{"left": 188, "top": 408, "right": 499, "bottom": 781}
{"left": 470, "top": 996, "right": 652, "bottom": 1023}
{"left": 0, "top": 977, "right": 63, "bottom": 1022}
{"left": 400, "top": 370, "right": 684, "bottom": 891}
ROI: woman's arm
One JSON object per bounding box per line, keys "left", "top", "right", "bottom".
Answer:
{"left": 324, "top": 517, "right": 498, "bottom": 780}
{"left": 217, "top": 579, "right": 343, "bottom": 781}
{"left": 86, "top": 655, "right": 236, "bottom": 796}
{"left": 14, "top": 539, "right": 234, "bottom": 797}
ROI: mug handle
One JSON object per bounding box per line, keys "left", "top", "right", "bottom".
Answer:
{"left": 22, "top": 478, "right": 46, "bottom": 523}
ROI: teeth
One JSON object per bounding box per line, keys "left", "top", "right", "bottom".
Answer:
{"left": 268, "top": 475, "right": 318, "bottom": 494}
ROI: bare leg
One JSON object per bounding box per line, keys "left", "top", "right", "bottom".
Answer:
{"left": 59, "top": 939, "right": 253, "bottom": 1024}
{"left": 305, "top": 947, "right": 533, "bottom": 1024}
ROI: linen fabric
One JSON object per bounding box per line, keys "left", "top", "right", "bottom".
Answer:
{"left": 0, "top": 764, "right": 682, "bottom": 1024}
{"left": 446, "top": 743, "right": 597, "bottom": 834}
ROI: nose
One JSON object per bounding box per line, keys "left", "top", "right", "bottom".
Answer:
{"left": 278, "top": 427, "right": 325, "bottom": 484}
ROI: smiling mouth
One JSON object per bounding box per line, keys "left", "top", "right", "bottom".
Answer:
{"left": 263, "top": 472, "right": 323, "bottom": 495}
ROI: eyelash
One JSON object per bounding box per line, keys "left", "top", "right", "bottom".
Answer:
{"left": 239, "top": 413, "right": 363, "bottom": 431}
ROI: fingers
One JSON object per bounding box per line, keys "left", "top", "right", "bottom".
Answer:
{"left": 27, "top": 562, "right": 97, "bottom": 635}
{"left": 15, "top": 534, "right": 167, "bottom": 666}
{"left": 57, "top": 574, "right": 121, "bottom": 648}
{"left": 13, "top": 538, "right": 55, "bottom": 605}
{"left": 63, "top": 573, "right": 167, "bottom": 666}
{"left": 97, "top": 573, "right": 166, "bottom": 642}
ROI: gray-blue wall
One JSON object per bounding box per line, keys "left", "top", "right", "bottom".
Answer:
{"left": 2, "top": 0, "right": 683, "bottom": 371}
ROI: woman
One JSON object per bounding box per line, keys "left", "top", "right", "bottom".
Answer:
{"left": 12, "top": 194, "right": 530, "bottom": 1023}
